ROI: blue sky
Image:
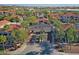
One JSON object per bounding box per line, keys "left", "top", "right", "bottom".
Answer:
{"left": 0, "top": 4, "right": 79, "bottom": 7}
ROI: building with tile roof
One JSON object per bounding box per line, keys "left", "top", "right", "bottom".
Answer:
{"left": 37, "top": 17, "right": 48, "bottom": 23}
{"left": 6, "top": 24, "right": 21, "bottom": 32}
{"left": 29, "top": 23, "right": 54, "bottom": 32}
{"left": 0, "top": 20, "right": 11, "bottom": 28}
{"left": 62, "top": 23, "right": 73, "bottom": 31}
{"left": 60, "top": 12, "right": 79, "bottom": 23}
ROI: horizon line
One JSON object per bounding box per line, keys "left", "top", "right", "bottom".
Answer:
{"left": 0, "top": 4, "right": 79, "bottom": 7}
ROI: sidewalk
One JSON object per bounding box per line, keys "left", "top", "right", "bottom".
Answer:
{"left": 7, "top": 43, "right": 27, "bottom": 55}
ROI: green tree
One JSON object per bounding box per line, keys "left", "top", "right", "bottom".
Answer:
{"left": 12, "top": 28, "right": 29, "bottom": 43}
{"left": 51, "top": 19, "right": 65, "bottom": 42}
{"left": 67, "top": 27, "right": 76, "bottom": 42}
{"left": 21, "top": 20, "right": 29, "bottom": 29}
{"left": 50, "top": 19, "right": 65, "bottom": 51}
{"left": 9, "top": 17, "right": 20, "bottom": 22}
{"left": 0, "top": 15, "right": 5, "bottom": 20}
{"left": 3, "top": 25, "right": 10, "bottom": 30}
{"left": 27, "top": 16, "right": 37, "bottom": 25}
{"left": 21, "top": 16, "right": 37, "bottom": 29}
{"left": 0, "top": 35, "right": 7, "bottom": 54}
{"left": 66, "top": 27, "right": 77, "bottom": 52}
{"left": 39, "top": 31, "right": 46, "bottom": 43}
{"left": 18, "top": 28, "right": 28, "bottom": 42}
{"left": 42, "top": 9, "right": 49, "bottom": 18}
{"left": 24, "top": 11, "right": 33, "bottom": 16}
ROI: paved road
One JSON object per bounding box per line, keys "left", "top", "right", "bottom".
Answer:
{"left": 7, "top": 43, "right": 72, "bottom": 55}
{"left": 20, "top": 43, "right": 42, "bottom": 55}
{"left": 20, "top": 43, "right": 70, "bottom": 55}
{"left": 7, "top": 43, "right": 41, "bottom": 55}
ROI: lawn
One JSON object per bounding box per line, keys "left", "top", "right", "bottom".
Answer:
{"left": 0, "top": 48, "right": 4, "bottom": 55}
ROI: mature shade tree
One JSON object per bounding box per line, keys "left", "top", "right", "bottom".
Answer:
{"left": 21, "top": 16, "right": 37, "bottom": 29}
{"left": 66, "top": 27, "right": 77, "bottom": 52}
{"left": 26, "top": 16, "right": 37, "bottom": 25}
{"left": 51, "top": 19, "right": 65, "bottom": 42}
{"left": 24, "top": 11, "right": 33, "bottom": 16}
{"left": 21, "top": 20, "right": 29, "bottom": 30}
{"left": 12, "top": 28, "right": 29, "bottom": 44}
{"left": 50, "top": 19, "right": 65, "bottom": 52}
{"left": 42, "top": 9, "right": 49, "bottom": 18}
{"left": 16, "top": 9, "right": 33, "bottom": 17}
{"left": 67, "top": 27, "right": 77, "bottom": 43}
{"left": 16, "top": 9, "right": 24, "bottom": 15}
{"left": 17, "top": 28, "right": 28, "bottom": 42}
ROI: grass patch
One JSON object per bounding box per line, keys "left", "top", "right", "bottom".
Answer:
{"left": 0, "top": 48, "right": 4, "bottom": 55}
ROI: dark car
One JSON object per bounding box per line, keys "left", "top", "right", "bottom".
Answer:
{"left": 26, "top": 51, "right": 39, "bottom": 55}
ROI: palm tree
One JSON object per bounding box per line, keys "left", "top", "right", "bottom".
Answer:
{"left": 0, "top": 35, "right": 7, "bottom": 54}
{"left": 39, "top": 31, "right": 45, "bottom": 43}
{"left": 39, "top": 34, "right": 44, "bottom": 43}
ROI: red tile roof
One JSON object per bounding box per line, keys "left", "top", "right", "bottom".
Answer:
{"left": 0, "top": 10, "right": 16, "bottom": 13}
{"left": 6, "top": 24, "right": 21, "bottom": 32}
{"left": 63, "top": 13, "right": 78, "bottom": 16}
{"left": 38, "top": 18, "right": 48, "bottom": 22}
{"left": 0, "top": 20, "right": 11, "bottom": 28}
{"left": 49, "top": 13, "right": 61, "bottom": 20}
{"left": 62, "top": 23, "right": 73, "bottom": 31}
{"left": 50, "top": 12, "right": 79, "bottom": 20}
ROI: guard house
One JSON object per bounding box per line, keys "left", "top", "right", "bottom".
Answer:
{"left": 29, "top": 23, "right": 56, "bottom": 43}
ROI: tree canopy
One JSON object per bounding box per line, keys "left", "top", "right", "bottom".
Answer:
{"left": 67, "top": 27, "right": 77, "bottom": 43}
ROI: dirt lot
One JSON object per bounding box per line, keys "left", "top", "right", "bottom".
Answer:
{"left": 62, "top": 44, "right": 79, "bottom": 53}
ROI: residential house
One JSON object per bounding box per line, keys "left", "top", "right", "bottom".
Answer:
{"left": 0, "top": 20, "right": 21, "bottom": 48}
{"left": 49, "top": 12, "right": 61, "bottom": 20}
{"left": 37, "top": 17, "right": 48, "bottom": 23}
{"left": 0, "top": 10, "right": 16, "bottom": 16}
{"left": 29, "top": 22, "right": 56, "bottom": 43}
{"left": 60, "top": 13, "right": 79, "bottom": 23}
{"left": 0, "top": 20, "right": 11, "bottom": 28}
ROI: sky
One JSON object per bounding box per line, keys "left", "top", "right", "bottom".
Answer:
{"left": 0, "top": 4, "right": 79, "bottom": 7}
